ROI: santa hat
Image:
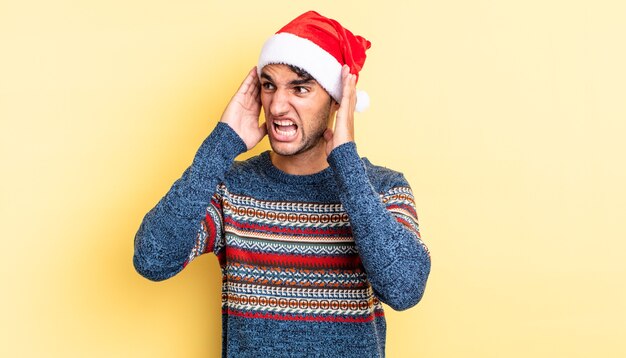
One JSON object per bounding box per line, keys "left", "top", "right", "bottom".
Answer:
{"left": 258, "top": 11, "right": 372, "bottom": 112}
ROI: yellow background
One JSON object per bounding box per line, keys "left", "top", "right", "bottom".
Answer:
{"left": 2, "top": 0, "right": 625, "bottom": 357}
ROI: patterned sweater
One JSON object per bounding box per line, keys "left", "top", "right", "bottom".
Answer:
{"left": 133, "top": 122, "right": 431, "bottom": 358}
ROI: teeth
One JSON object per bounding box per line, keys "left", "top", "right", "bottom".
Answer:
{"left": 273, "top": 119, "right": 297, "bottom": 137}
{"left": 274, "top": 119, "right": 295, "bottom": 126}
{"left": 276, "top": 127, "right": 296, "bottom": 136}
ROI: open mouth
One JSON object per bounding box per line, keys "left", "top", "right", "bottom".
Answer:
{"left": 273, "top": 119, "right": 298, "bottom": 138}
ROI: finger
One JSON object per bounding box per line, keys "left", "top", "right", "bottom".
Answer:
{"left": 250, "top": 77, "right": 260, "bottom": 98}
{"left": 341, "top": 65, "right": 351, "bottom": 97}
{"left": 323, "top": 128, "right": 334, "bottom": 142}
{"left": 337, "top": 68, "right": 356, "bottom": 122}
{"left": 253, "top": 80, "right": 262, "bottom": 106}
{"left": 349, "top": 74, "right": 357, "bottom": 111}
{"left": 258, "top": 121, "right": 267, "bottom": 137}
{"left": 247, "top": 68, "right": 260, "bottom": 97}
{"left": 237, "top": 67, "right": 258, "bottom": 95}
{"left": 342, "top": 70, "right": 356, "bottom": 104}
{"left": 343, "top": 74, "right": 356, "bottom": 113}
{"left": 253, "top": 87, "right": 260, "bottom": 103}
{"left": 251, "top": 71, "right": 262, "bottom": 100}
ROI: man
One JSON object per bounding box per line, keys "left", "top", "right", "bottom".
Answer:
{"left": 134, "top": 10, "right": 431, "bottom": 358}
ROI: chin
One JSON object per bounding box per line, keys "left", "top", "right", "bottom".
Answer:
{"left": 271, "top": 138, "right": 327, "bottom": 158}
{"left": 269, "top": 141, "right": 302, "bottom": 156}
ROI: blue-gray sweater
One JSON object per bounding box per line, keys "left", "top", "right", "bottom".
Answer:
{"left": 134, "top": 122, "right": 431, "bottom": 357}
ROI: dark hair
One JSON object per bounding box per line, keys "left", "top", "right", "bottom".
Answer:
{"left": 286, "top": 64, "right": 335, "bottom": 105}
{"left": 287, "top": 65, "right": 314, "bottom": 82}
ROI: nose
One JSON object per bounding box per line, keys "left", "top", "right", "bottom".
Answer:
{"left": 269, "top": 88, "right": 290, "bottom": 117}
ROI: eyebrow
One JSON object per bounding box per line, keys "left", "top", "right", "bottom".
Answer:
{"left": 260, "top": 72, "right": 316, "bottom": 86}
{"left": 289, "top": 78, "right": 315, "bottom": 86}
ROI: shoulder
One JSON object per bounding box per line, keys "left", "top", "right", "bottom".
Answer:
{"left": 230, "top": 153, "right": 264, "bottom": 174}
{"left": 224, "top": 152, "right": 266, "bottom": 184}
{"left": 362, "top": 157, "right": 411, "bottom": 193}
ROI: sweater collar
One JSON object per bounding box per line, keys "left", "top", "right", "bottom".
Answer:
{"left": 259, "top": 151, "right": 334, "bottom": 185}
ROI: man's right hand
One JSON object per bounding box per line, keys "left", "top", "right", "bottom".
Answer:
{"left": 219, "top": 67, "right": 267, "bottom": 150}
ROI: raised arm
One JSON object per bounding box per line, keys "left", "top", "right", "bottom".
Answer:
{"left": 133, "top": 67, "right": 265, "bottom": 281}
{"left": 325, "top": 65, "right": 431, "bottom": 310}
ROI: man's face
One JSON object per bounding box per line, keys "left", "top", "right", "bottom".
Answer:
{"left": 260, "top": 64, "right": 337, "bottom": 157}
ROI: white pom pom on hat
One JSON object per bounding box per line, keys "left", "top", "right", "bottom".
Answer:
{"left": 258, "top": 11, "right": 372, "bottom": 112}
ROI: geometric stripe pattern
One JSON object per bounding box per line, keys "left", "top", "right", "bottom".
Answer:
{"left": 188, "top": 184, "right": 422, "bottom": 322}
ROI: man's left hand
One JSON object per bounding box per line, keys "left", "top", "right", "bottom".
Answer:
{"left": 324, "top": 65, "right": 357, "bottom": 156}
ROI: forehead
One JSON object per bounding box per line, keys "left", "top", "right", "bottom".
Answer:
{"left": 261, "top": 64, "right": 314, "bottom": 82}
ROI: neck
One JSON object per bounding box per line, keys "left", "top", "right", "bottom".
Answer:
{"left": 270, "top": 142, "right": 329, "bottom": 175}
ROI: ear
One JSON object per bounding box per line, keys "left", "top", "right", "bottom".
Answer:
{"left": 328, "top": 99, "right": 340, "bottom": 123}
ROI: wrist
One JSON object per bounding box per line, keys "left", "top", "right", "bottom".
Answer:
{"left": 212, "top": 122, "right": 247, "bottom": 155}
{"left": 327, "top": 141, "right": 368, "bottom": 194}
{"left": 328, "top": 141, "right": 358, "bottom": 168}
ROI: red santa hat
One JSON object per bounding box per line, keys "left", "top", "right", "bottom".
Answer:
{"left": 258, "top": 11, "right": 372, "bottom": 112}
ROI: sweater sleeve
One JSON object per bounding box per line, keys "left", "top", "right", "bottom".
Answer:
{"left": 133, "top": 122, "right": 246, "bottom": 281}
{"left": 327, "top": 142, "right": 431, "bottom": 311}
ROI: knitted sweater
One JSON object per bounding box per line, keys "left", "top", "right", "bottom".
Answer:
{"left": 133, "top": 122, "right": 431, "bottom": 358}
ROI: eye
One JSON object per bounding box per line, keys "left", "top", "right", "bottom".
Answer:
{"left": 294, "top": 86, "right": 309, "bottom": 94}
{"left": 261, "top": 82, "right": 275, "bottom": 91}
